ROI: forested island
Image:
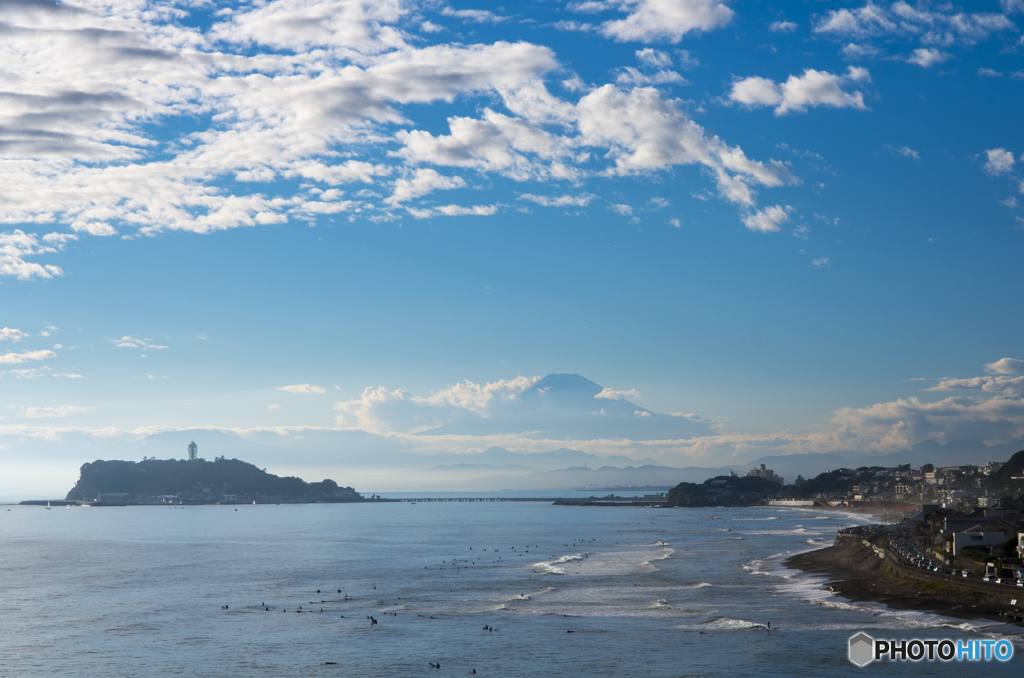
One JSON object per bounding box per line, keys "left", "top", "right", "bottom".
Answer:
{"left": 666, "top": 475, "right": 780, "bottom": 507}
{"left": 60, "top": 457, "right": 365, "bottom": 505}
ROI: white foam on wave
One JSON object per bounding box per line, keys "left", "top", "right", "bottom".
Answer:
{"left": 683, "top": 582, "right": 712, "bottom": 589}
{"left": 677, "top": 617, "right": 767, "bottom": 631}
{"left": 745, "top": 532, "right": 1024, "bottom": 648}
{"left": 533, "top": 554, "right": 584, "bottom": 575}
{"left": 535, "top": 547, "right": 673, "bottom": 577}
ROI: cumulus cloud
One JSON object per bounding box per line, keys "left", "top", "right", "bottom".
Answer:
{"left": 769, "top": 21, "right": 798, "bottom": 33}
{"left": 742, "top": 205, "right": 792, "bottom": 233}
{"left": 575, "top": 85, "right": 794, "bottom": 205}
{"left": 0, "top": 231, "right": 64, "bottom": 280}
{"left": 0, "top": 0, "right": 804, "bottom": 264}
{"left": 984, "top": 148, "right": 1016, "bottom": 175}
{"left": 614, "top": 67, "right": 688, "bottom": 86}
{"left": 600, "top": 0, "right": 735, "bottom": 43}
{"left": 277, "top": 384, "right": 327, "bottom": 394}
{"left": 815, "top": 2, "right": 1014, "bottom": 46}
{"left": 986, "top": 357, "right": 1024, "bottom": 374}
{"left": 907, "top": 48, "right": 952, "bottom": 68}
{"left": 0, "top": 350, "right": 57, "bottom": 365}
{"left": 386, "top": 169, "right": 466, "bottom": 206}
{"left": 0, "top": 328, "right": 29, "bottom": 342}
{"left": 928, "top": 376, "right": 1024, "bottom": 396}
{"left": 832, "top": 395, "right": 1024, "bottom": 452}
{"left": 595, "top": 387, "right": 642, "bottom": 400}
{"left": 12, "top": 405, "right": 90, "bottom": 419}
{"left": 635, "top": 48, "right": 672, "bottom": 67}
{"left": 730, "top": 67, "right": 870, "bottom": 115}
{"left": 334, "top": 376, "right": 540, "bottom": 433}
{"left": 396, "top": 108, "right": 575, "bottom": 182}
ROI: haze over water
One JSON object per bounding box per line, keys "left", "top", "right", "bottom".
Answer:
{"left": 1, "top": 503, "right": 1019, "bottom": 676}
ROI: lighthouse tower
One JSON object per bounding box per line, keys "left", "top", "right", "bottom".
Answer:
{"left": 188, "top": 441, "right": 198, "bottom": 462}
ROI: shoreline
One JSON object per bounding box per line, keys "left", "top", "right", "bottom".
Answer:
{"left": 784, "top": 535, "right": 1023, "bottom": 629}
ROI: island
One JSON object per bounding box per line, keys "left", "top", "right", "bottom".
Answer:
{"left": 56, "top": 456, "right": 367, "bottom": 505}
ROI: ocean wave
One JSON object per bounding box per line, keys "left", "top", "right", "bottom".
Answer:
{"left": 533, "top": 554, "right": 584, "bottom": 575}
{"left": 683, "top": 582, "right": 713, "bottom": 589}
{"left": 678, "top": 617, "right": 768, "bottom": 631}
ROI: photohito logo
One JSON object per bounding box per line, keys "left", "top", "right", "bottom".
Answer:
{"left": 848, "top": 632, "right": 1014, "bottom": 666}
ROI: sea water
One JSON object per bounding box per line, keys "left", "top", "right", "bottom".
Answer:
{"left": 0, "top": 502, "right": 1020, "bottom": 676}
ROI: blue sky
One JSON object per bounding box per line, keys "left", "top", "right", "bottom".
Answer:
{"left": 2, "top": 0, "right": 1024, "bottom": 493}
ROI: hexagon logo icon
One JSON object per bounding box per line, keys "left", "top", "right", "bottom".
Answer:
{"left": 849, "top": 632, "right": 874, "bottom": 667}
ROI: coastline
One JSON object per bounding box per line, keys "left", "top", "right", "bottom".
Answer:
{"left": 784, "top": 534, "right": 1022, "bottom": 628}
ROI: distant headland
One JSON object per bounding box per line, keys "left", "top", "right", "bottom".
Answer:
{"left": 51, "top": 441, "right": 369, "bottom": 506}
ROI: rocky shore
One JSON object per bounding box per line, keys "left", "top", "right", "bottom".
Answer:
{"left": 785, "top": 534, "right": 1022, "bottom": 626}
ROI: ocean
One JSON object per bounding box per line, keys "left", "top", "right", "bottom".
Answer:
{"left": 0, "top": 501, "right": 1020, "bottom": 676}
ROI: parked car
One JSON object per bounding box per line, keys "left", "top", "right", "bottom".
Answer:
{"left": 983, "top": 574, "right": 996, "bottom": 583}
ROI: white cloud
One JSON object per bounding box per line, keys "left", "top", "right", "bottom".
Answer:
{"left": 812, "top": 257, "right": 830, "bottom": 268}
{"left": 842, "top": 43, "right": 883, "bottom": 60}
{"left": 396, "top": 108, "right": 575, "bottom": 182}
{"left": 440, "top": 7, "right": 510, "bottom": 24}
{"left": 0, "top": 1, "right": 799, "bottom": 243}
{"left": 575, "top": 85, "right": 794, "bottom": 206}
{"left": 831, "top": 395, "right": 1024, "bottom": 452}
{"left": 0, "top": 350, "right": 57, "bottom": 365}
{"left": 434, "top": 204, "right": 499, "bottom": 216}
{"left": 595, "top": 387, "right": 642, "bottom": 400}
{"left": 267, "top": 404, "right": 282, "bottom": 410}
{"left": 1002, "top": 0, "right": 1024, "bottom": 14}
{"left": 928, "top": 376, "right": 1024, "bottom": 396}
{"left": 769, "top": 21, "right": 798, "bottom": 33}
{"left": 987, "top": 358, "right": 1024, "bottom": 374}
{"left": 386, "top": 169, "right": 466, "bottom": 206}
{"left": 113, "top": 336, "right": 168, "bottom": 350}
{"left": 742, "top": 205, "right": 791, "bottom": 233}
{"left": 517, "top": 193, "right": 595, "bottom": 207}
{"left": 12, "top": 405, "right": 90, "bottom": 419}
{"left": 634, "top": 410, "right": 651, "bottom": 417}
{"left": 978, "top": 68, "right": 1003, "bottom": 77}
{"left": 0, "top": 328, "right": 29, "bottom": 342}
{"left": 984, "top": 148, "right": 1016, "bottom": 175}
{"left": 614, "top": 67, "right": 688, "bottom": 86}
{"left": 277, "top": 384, "right": 327, "bottom": 394}
{"left": 907, "top": 48, "right": 952, "bottom": 68}
{"left": 41, "top": 233, "right": 78, "bottom": 245}
{"left": 815, "top": 3, "right": 1014, "bottom": 46}
{"left": 893, "top": 145, "right": 919, "bottom": 160}
{"left": 600, "top": 0, "right": 735, "bottom": 43}
{"left": 0, "top": 231, "right": 64, "bottom": 280}
{"left": 730, "top": 67, "right": 870, "bottom": 115}
{"left": 72, "top": 222, "right": 117, "bottom": 237}
{"left": 635, "top": 48, "right": 672, "bottom": 67}
{"left": 333, "top": 376, "right": 540, "bottom": 433}
{"left": 608, "top": 203, "right": 634, "bottom": 216}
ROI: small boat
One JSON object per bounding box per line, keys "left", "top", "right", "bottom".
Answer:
{"left": 252, "top": 500, "right": 256, "bottom": 505}
{"left": 45, "top": 502, "right": 51, "bottom": 510}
